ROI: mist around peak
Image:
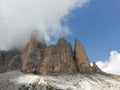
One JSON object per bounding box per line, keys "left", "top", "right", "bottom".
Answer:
{"left": 0, "top": 0, "right": 89, "bottom": 50}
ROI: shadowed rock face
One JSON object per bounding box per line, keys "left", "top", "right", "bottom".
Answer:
{"left": 74, "top": 39, "right": 92, "bottom": 73}
{"left": 0, "top": 49, "right": 20, "bottom": 73}
{"left": 0, "top": 54, "right": 3, "bottom": 67}
{"left": 7, "top": 54, "right": 22, "bottom": 71}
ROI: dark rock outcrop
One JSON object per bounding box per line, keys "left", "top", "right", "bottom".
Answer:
{"left": 92, "top": 62, "right": 103, "bottom": 73}
{"left": 74, "top": 39, "right": 92, "bottom": 73}
{"left": 0, "top": 53, "right": 3, "bottom": 67}
{"left": 0, "top": 53, "right": 4, "bottom": 73}
{"left": 2, "top": 49, "right": 20, "bottom": 66}
{"left": 7, "top": 54, "right": 22, "bottom": 71}
{"left": 0, "top": 49, "right": 20, "bottom": 73}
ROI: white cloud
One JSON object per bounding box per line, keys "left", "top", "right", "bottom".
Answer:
{"left": 96, "top": 51, "right": 120, "bottom": 75}
{"left": 0, "top": 0, "right": 89, "bottom": 50}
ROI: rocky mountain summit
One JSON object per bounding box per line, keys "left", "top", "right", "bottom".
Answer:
{"left": 74, "top": 39, "right": 92, "bottom": 73}
{"left": 1, "top": 36, "right": 120, "bottom": 90}
{"left": 0, "top": 36, "right": 102, "bottom": 75}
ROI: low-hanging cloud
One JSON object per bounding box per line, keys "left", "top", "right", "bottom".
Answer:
{"left": 96, "top": 51, "right": 120, "bottom": 75}
{"left": 0, "top": 0, "right": 89, "bottom": 50}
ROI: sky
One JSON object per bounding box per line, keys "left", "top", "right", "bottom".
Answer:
{"left": 66, "top": 0, "right": 120, "bottom": 75}
{"left": 0, "top": 0, "right": 89, "bottom": 49}
{"left": 0, "top": 0, "right": 120, "bottom": 75}
{"left": 67, "top": 0, "right": 120, "bottom": 61}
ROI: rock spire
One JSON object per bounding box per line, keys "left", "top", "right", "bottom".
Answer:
{"left": 0, "top": 36, "right": 102, "bottom": 75}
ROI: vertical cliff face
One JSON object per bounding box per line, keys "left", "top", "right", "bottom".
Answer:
{"left": 0, "top": 36, "right": 103, "bottom": 75}
{"left": 21, "top": 35, "right": 46, "bottom": 73}
{"left": 40, "top": 38, "right": 76, "bottom": 74}
{"left": 20, "top": 37, "right": 77, "bottom": 74}
{"left": 56, "top": 38, "right": 76, "bottom": 73}
{"left": 74, "top": 39, "right": 92, "bottom": 73}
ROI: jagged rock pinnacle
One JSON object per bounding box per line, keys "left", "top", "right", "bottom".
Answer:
{"left": 21, "top": 35, "right": 46, "bottom": 73}
{"left": 0, "top": 37, "right": 103, "bottom": 75}
{"left": 74, "top": 38, "right": 92, "bottom": 73}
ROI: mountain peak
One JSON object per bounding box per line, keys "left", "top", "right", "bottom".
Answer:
{"left": 57, "top": 37, "right": 70, "bottom": 46}
{"left": 0, "top": 37, "right": 103, "bottom": 75}
{"left": 74, "top": 38, "right": 92, "bottom": 73}
{"left": 28, "top": 35, "right": 40, "bottom": 48}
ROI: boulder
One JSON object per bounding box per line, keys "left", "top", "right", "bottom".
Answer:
{"left": 74, "top": 39, "right": 92, "bottom": 73}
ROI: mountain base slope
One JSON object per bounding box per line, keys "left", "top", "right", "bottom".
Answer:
{"left": 0, "top": 71, "right": 120, "bottom": 90}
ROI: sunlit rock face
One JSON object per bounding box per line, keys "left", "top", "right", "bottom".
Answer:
{"left": 0, "top": 36, "right": 103, "bottom": 75}
{"left": 74, "top": 39, "right": 92, "bottom": 73}
{"left": 21, "top": 37, "right": 76, "bottom": 74}
{"left": 40, "top": 38, "right": 77, "bottom": 74}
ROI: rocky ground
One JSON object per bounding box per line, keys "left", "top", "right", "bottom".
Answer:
{"left": 0, "top": 71, "right": 120, "bottom": 90}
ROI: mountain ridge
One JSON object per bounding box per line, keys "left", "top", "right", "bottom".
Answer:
{"left": 0, "top": 36, "right": 103, "bottom": 75}
{"left": 0, "top": 36, "right": 120, "bottom": 90}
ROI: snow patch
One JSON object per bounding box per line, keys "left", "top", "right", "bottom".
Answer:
{"left": 0, "top": 71, "right": 120, "bottom": 90}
